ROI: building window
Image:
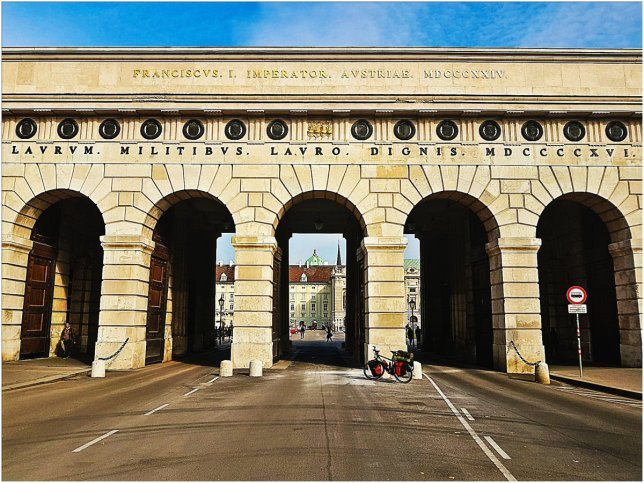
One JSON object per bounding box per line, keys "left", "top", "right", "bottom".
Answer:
{"left": 183, "top": 119, "right": 205, "bottom": 140}
{"left": 141, "top": 118, "right": 162, "bottom": 140}
{"left": 229, "top": 303, "right": 234, "bottom": 311}
{"left": 323, "top": 302, "right": 328, "bottom": 311}
{"left": 410, "top": 287, "right": 416, "bottom": 293}
{"left": 267, "top": 119, "right": 289, "bottom": 140}
{"left": 58, "top": 118, "right": 79, "bottom": 139}
{"left": 351, "top": 119, "right": 373, "bottom": 140}
{"left": 291, "top": 286, "right": 294, "bottom": 290}
{"left": 220, "top": 273, "right": 227, "bottom": 282}
{"left": 312, "top": 286, "right": 316, "bottom": 290}
{"left": 324, "top": 293, "right": 328, "bottom": 300}
{"left": 393, "top": 119, "right": 415, "bottom": 140}
{"left": 301, "top": 274, "right": 307, "bottom": 282}
{"left": 606, "top": 121, "right": 628, "bottom": 142}
{"left": 16, "top": 118, "right": 37, "bottom": 139}
{"left": 521, "top": 120, "right": 543, "bottom": 141}
{"left": 311, "top": 303, "right": 316, "bottom": 311}
{"left": 479, "top": 120, "right": 501, "bottom": 141}
{"left": 301, "top": 303, "right": 306, "bottom": 313}
{"left": 229, "top": 293, "right": 234, "bottom": 300}
{"left": 311, "top": 294, "right": 316, "bottom": 301}
{"left": 436, "top": 120, "right": 458, "bottom": 140}
{"left": 225, "top": 119, "right": 246, "bottom": 140}
{"left": 290, "top": 303, "right": 295, "bottom": 311}
{"left": 290, "top": 293, "right": 295, "bottom": 301}
{"left": 99, "top": 119, "right": 120, "bottom": 140}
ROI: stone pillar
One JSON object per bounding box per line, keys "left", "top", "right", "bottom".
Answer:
{"left": 95, "top": 235, "right": 154, "bottom": 370}
{"left": 231, "top": 235, "right": 277, "bottom": 369}
{"left": 1, "top": 234, "right": 34, "bottom": 361}
{"left": 608, "top": 238, "right": 642, "bottom": 367}
{"left": 486, "top": 237, "right": 544, "bottom": 375}
{"left": 361, "top": 236, "right": 408, "bottom": 361}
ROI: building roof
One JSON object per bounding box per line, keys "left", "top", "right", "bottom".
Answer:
{"left": 216, "top": 265, "right": 235, "bottom": 282}
{"left": 404, "top": 259, "right": 420, "bottom": 271}
{"left": 289, "top": 266, "right": 334, "bottom": 283}
{"left": 305, "top": 249, "right": 326, "bottom": 267}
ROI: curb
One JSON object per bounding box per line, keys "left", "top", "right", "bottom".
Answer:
{"left": 2, "top": 369, "right": 92, "bottom": 392}
{"left": 550, "top": 374, "right": 642, "bottom": 400}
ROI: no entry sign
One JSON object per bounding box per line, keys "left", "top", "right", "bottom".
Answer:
{"left": 566, "top": 286, "right": 587, "bottom": 304}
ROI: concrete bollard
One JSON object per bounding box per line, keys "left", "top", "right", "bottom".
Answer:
{"left": 535, "top": 362, "right": 550, "bottom": 384}
{"left": 91, "top": 359, "right": 106, "bottom": 378}
{"left": 413, "top": 361, "right": 423, "bottom": 380}
{"left": 249, "top": 359, "right": 263, "bottom": 377}
{"left": 220, "top": 360, "right": 233, "bottom": 377}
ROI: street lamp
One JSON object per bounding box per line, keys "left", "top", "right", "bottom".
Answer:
{"left": 218, "top": 294, "right": 224, "bottom": 342}
{"left": 408, "top": 297, "right": 416, "bottom": 327}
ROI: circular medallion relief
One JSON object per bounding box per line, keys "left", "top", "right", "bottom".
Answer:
{"left": 99, "top": 119, "right": 121, "bottom": 140}
{"left": 16, "top": 118, "right": 37, "bottom": 139}
{"left": 479, "top": 120, "right": 501, "bottom": 141}
{"left": 225, "top": 119, "right": 247, "bottom": 140}
{"left": 351, "top": 119, "right": 373, "bottom": 140}
{"left": 393, "top": 120, "right": 416, "bottom": 140}
{"left": 57, "top": 118, "right": 79, "bottom": 140}
{"left": 436, "top": 120, "right": 458, "bottom": 141}
{"left": 563, "top": 121, "right": 585, "bottom": 142}
{"left": 605, "top": 121, "right": 627, "bottom": 142}
{"left": 183, "top": 119, "right": 205, "bottom": 140}
{"left": 267, "top": 120, "right": 289, "bottom": 140}
{"left": 141, "top": 119, "right": 162, "bottom": 140}
{"left": 521, "top": 120, "right": 543, "bottom": 142}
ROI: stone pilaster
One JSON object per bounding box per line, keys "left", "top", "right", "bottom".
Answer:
{"left": 486, "top": 237, "right": 544, "bottom": 375}
{"left": 1, "top": 234, "right": 34, "bottom": 361}
{"left": 608, "top": 238, "right": 642, "bottom": 367}
{"left": 96, "top": 235, "right": 154, "bottom": 370}
{"left": 231, "top": 235, "right": 277, "bottom": 369}
{"left": 361, "top": 236, "right": 408, "bottom": 361}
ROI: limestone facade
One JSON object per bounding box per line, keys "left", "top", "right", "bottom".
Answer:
{"left": 2, "top": 48, "right": 641, "bottom": 374}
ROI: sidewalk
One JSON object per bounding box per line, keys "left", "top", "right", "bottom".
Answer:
{"left": 549, "top": 365, "right": 642, "bottom": 399}
{"left": 2, "top": 357, "right": 91, "bottom": 391}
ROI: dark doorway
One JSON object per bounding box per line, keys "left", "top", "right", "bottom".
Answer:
{"left": 538, "top": 199, "right": 620, "bottom": 365}
{"left": 407, "top": 197, "right": 494, "bottom": 367}
{"left": 20, "top": 197, "right": 104, "bottom": 360}
{"left": 146, "top": 195, "right": 234, "bottom": 364}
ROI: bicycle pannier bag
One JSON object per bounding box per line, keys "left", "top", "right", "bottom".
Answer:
{"left": 368, "top": 360, "right": 383, "bottom": 376}
{"left": 394, "top": 361, "right": 406, "bottom": 376}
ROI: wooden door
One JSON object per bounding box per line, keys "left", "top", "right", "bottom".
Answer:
{"left": 146, "top": 241, "right": 170, "bottom": 364}
{"left": 20, "top": 242, "right": 57, "bottom": 358}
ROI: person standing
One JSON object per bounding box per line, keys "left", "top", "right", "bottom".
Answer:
{"left": 60, "top": 322, "right": 76, "bottom": 359}
{"left": 326, "top": 325, "right": 333, "bottom": 342}
{"left": 415, "top": 325, "right": 421, "bottom": 349}
{"left": 299, "top": 321, "right": 305, "bottom": 340}
{"left": 406, "top": 324, "right": 414, "bottom": 348}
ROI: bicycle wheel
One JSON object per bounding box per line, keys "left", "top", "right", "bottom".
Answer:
{"left": 394, "top": 362, "right": 413, "bottom": 383}
{"left": 363, "top": 360, "right": 385, "bottom": 380}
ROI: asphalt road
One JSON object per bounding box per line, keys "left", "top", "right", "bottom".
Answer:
{"left": 2, "top": 333, "right": 641, "bottom": 481}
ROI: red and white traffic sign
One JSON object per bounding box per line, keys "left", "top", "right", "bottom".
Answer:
{"left": 566, "top": 286, "right": 587, "bottom": 304}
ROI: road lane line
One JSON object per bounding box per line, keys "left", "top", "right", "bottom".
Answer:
{"left": 424, "top": 374, "right": 516, "bottom": 482}
{"left": 484, "top": 436, "right": 511, "bottom": 460}
{"left": 72, "top": 430, "right": 118, "bottom": 453}
{"left": 144, "top": 403, "right": 169, "bottom": 416}
{"left": 461, "top": 408, "right": 475, "bottom": 421}
{"left": 207, "top": 376, "right": 219, "bottom": 384}
{"left": 183, "top": 388, "right": 200, "bottom": 396}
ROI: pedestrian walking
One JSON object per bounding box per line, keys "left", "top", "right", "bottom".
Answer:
{"left": 415, "top": 326, "right": 421, "bottom": 349}
{"left": 406, "top": 324, "right": 414, "bottom": 348}
{"left": 60, "top": 322, "right": 76, "bottom": 359}
{"left": 299, "top": 321, "right": 305, "bottom": 340}
{"left": 326, "top": 325, "right": 333, "bottom": 342}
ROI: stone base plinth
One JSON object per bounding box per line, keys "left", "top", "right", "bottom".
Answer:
{"left": 231, "top": 341, "right": 273, "bottom": 369}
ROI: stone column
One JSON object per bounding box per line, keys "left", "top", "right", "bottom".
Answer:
{"left": 1, "top": 234, "right": 34, "bottom": 361}
{"left": 96, "top": 235, "right": 154, "bottom": 370}
{"left": 361, "top": 236, "right": 408, "bottom": 361}
{"left": 608, "top": 238, "right": 642, "bottom": 367}
{"left": 231, "top": 235, "right": 277, "bottom": 369}
{"left": 486, "top": 237, "right": 544, "bottom": 375}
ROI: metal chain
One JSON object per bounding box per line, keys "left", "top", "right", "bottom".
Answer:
{"left": 97, "top": 338, "right": 129, "bottom": 361}
{"left": 510, "top": 340, "right": 541, "bottom": 367}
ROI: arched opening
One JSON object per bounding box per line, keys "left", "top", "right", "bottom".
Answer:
{"left": 20, "top": 194, "right": 105, "bottom": 360}
{"left": 146, "top": 193, "right": 235, "bottom": 364}
{"left": 273, "top": 192, "right": 366, "bottom": 365}
{"left": 405, "top": 193, "right": 498, "bottom": 368}
{"left": 537, "top": 196, "right": 627, "bottom": 365}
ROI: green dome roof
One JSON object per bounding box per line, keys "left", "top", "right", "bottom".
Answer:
{"left": 305, "top": 249, "right": 326, "bottom": 267}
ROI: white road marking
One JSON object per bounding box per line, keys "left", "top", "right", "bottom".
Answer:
{"left": 72, "top": 430, "right": 118, "bottom": 453}
{"left": 144, "top": 403, "right": 169, "bottom": 416}
{"left": 183, "top": 388, "right": 200, "bottom": 396}
{"left": 207, "top": 376, "right": 219, "bottom": 384}
{"left": 484, "top": 435, "right": 511, "bottom": 460}
{"left": 424, "top": 374, "right": 516, "bottom": 482}
{"left": 461, "top": 407, "right": 475, "bottom": 421}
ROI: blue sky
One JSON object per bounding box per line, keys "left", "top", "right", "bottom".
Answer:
{"left": 3, "top": 2, "right": 642, "bottom": 48}
{"left": 3, "top": 1, "right": 639, "bottom": 262}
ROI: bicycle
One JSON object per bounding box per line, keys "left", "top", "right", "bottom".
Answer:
{"left": 363, "top": 346, "right": 414, "bottom": 383}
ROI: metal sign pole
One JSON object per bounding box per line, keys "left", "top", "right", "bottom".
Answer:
{"left": 576, "top": 313, "right": 583, "bottom": 377}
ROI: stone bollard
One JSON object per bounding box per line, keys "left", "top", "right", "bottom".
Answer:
{"left": 413, "top": 361, "right": 423, "bottom": 380}
{"left": 535, "top": 362, "right": 550, "bottom": 384}
{"left": 91, "top": 359, "right": 106, "bottom": 378}
{"left": 249, "top": 359, "right": 263, "bottom": 377}
{"left": 220, "top": 360, "right": 233, "bottom": 377}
